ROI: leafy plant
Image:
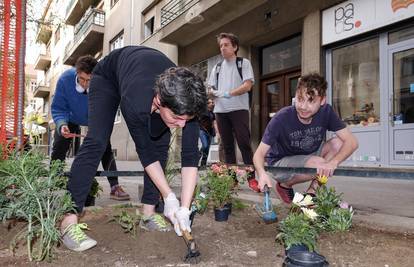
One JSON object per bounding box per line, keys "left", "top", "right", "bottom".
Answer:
{"left": 205, "top": 169, "right": 235, "bottom": 208}
{"left": 0, "top": 152, "right": 74, "bottom": 261}
{"left": 89, "top": 178, "right": 103, "bottom": 198}
{"left": 325, "top": 207, "right": 354, "bottom": 232}
{"left": 314, "top": 185, "right": 342, "bottom": 219}
{"left": 192, "top": 183, "right": 209, "bottom": 213}
{"left": 109, "top": 210, "right": 141, "bottom": 238}
{"left": 277, "top": 213, "right": 318, "bottom": 251}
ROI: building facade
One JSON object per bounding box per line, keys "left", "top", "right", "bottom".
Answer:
{"left": 34, "top": 0, "right": 414, "bottom": 168}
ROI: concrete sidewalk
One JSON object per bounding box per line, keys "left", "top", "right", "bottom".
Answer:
{"left": 73, "top": 160, "right": 414, "bottom": 234}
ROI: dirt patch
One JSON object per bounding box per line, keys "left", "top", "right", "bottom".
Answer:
{"left": 1, "top": 205, "right": 413, "bottom": 267}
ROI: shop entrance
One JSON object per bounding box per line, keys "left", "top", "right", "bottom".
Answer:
{"left": 259, "top": 70, "right": 301, "bottom": 135}
{"left": 388, "top": 43, "right": 414, "bottom": 165}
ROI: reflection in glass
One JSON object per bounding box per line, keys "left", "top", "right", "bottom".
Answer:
{"left": 389, "top": 25, "right": 414, "bottom": 45}
{"left": 332, "top": 38, "right": 380, "bottom": 127}
{"left": 267, "top": 82, "right": 281, "bottom": 117}
{"left": 393, "top": 48, "right": 414, "bottom": 124}
{"left": 262, "top": 36, "right": 301, "bottom": 75}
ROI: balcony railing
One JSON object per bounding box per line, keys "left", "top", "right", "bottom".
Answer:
{"left": 161, "top": 0, "right": 200, "bottom": 27}
{"left": 65, "top": 8, "right": 105, "bottom": 58}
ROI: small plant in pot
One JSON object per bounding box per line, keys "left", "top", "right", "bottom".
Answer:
{"left": 85, "top": 178, "right": 102, "bottom": 207}
{"left": 205, "top": 164, "right": 237, "bottom": 222}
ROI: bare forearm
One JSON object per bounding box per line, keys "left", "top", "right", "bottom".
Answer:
{"left": 253, "top": 150, "right": 267, "bottom": 178}
{"left": 144, "top": 161, "right": 172, "bottom": 198}
{"left": 330, "top": 138, "right": 358, "bottom": 166}
{"left": 229, "top": 81, "right": 252, "bottom": 96}
{"left": 180, "top": 167, "right": 198, "bottom": 208}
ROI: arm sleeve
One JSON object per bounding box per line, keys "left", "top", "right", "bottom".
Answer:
{"left": 207, "top": 65, "right": 217, "bottom": 88}
{"left": 242, "top": 59, "right": 255, "bottom": 85}
{"left": 181, "top": 118, "right": 200, "bottom": 167}
{"left": 261, "top": 116, "right": 280, "bottom": 146}
{"left": 326, "top": 105, "right": 346, "bottom": 132}
{"left": 51, "top": 77, "right": 70, "bottom": 133}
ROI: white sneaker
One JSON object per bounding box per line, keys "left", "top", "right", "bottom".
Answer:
{"left": 61, "top": 223, "right": 97, "bottom": 252}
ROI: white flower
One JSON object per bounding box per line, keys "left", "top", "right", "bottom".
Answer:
{"left": 301, "top": 207, "right": 318, "bottom": 220}
{"left": 292, "top": 192, "right": 314, "bottom": 207}
{"left": 301, "top": 195, "right": 314, "bottom": 206}
{"left": 292, "top": 192, "right": 304, "bottom": 205}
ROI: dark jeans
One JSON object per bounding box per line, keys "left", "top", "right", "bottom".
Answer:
{"left": 51, "top": 122, "right": 119, "bottom": 188}
{"left": 68, "top": 72, "right": 170, "bottom": 213}
{"left": 199, "top": 129, "right": 211, "bottom": 166}
{"left": 215, "top": 110, "right": 253, "bottom": 165}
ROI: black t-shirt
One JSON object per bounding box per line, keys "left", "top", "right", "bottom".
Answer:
{"left": 262, "top": 104, "right": 346, "bottom": 165}
{"left": 93, "top": 46, "right": 200, "bottom": 168}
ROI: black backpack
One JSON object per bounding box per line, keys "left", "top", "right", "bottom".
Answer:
{"left": 215, "top": 57, "right": 253, "bottom": 107}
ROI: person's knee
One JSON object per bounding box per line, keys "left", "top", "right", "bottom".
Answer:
{"left": 304, "top": 156, "right": 325, "bottom": 168}
{"left": 325, "top": 137, "right": 343, "bottom": 155}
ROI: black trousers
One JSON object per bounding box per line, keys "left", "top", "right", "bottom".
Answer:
{"left": 51, "top": 122, "right": 119, "bottom": 188}
{"left": 67, "top": 73, "right": 170, "bottom": 213}
{"left": 215, "top": 110, "right": 253, "bottom": 165}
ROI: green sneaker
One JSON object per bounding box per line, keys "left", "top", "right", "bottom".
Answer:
{"left": 61, "top": 223, "right": 97, "bottom": 252}
{"left": 139, "top": 214, "right": 172, "bottom": 232}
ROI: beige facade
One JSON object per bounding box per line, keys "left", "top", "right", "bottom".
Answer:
{"left": 35, "top": 0, "right": 344, "bottom": 161}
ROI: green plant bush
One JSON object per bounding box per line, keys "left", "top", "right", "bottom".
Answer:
{"left": 0, "top": 152, "right": 74, "bottom": 261}
{"left": 277, "top": 213, "right": 318, "bottom": 251}
{"left": 325, "top": 207, "right": 353, "bottom": 232}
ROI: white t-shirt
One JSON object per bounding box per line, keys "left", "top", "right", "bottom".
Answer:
{"left": 208, "top": 57, "right": 254, "bottom": 113}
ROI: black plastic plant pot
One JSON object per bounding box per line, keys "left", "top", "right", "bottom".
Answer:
{"left": 283, "top": 251, "right": 329, "bottom": 267}
{"left": 224, "top": 202, "right": 232, "bottom": 214}
{"left": 85, "top": 195, "right": 95, "bottom": 207}
{"left": 285, "top": 244, "right": 309, "bottom": 255}
{"left": 214, "top": 206, "right": 231, "bottom": 221}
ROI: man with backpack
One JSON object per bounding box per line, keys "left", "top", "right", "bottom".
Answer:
{"left": 207, "top": 32, "right": 260, "bottom": 192}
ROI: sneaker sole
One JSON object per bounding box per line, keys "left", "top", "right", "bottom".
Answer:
{"left": 275, "top": 184, "right": 293, "bottom": 204}
{"left": 110, "top": 195, "right": 131, "bottom": 201}
{"left": 71, "top": 240, "right": 97, "bottom": 252}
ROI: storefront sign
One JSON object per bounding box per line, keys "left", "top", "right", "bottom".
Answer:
{"left": 322, "top": 0, "right": 414, "bottom": 45}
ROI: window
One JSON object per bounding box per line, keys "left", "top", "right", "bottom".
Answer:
{"left": 262, "top": 35, "right": 301, "bottom": 75}
{"left": 30, "top": 81, "right": 37, "bottom": 92}
{"left": 144, "top": 17, "right": 155, "bottom": 39}
{"left": 110, "top": 30, "right": 124, "bottom": 52}
{"left": 111, "top": 0, "right": 119, "bottom": 8}
{"left": 389, "top": 25, "right": 414, "bottom": 45}
{"left": 332, "top": 38, "right": 380, "bottom": 127}
{"left": 114, "top": 108, "right": 122, "bottom": 124}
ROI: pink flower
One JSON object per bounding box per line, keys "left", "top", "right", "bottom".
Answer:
{"left": 339, "top": 201, "right": 349, "bottom": 209}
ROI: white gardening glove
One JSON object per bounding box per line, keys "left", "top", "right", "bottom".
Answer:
{"left": 211, "top": 90, "right": 224, "bottom": 98}
{"left": 174, "top": 207, "right": 191, "bottom": 237}
{"left": 163, "top": 192, "right": 179, "bottom": 226}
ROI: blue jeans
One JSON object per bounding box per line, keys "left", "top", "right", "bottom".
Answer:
{"left": 199, "top": 129, "right": 211, "bottom": 166}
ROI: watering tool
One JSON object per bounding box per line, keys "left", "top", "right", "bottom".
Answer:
{"left": 255, "top": 184, "right": 277, "bottom": 223}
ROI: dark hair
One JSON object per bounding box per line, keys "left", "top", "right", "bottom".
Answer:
{"left": 155, "top": 67, "right": 207, "bottom": 117}
{"left": 296, "top": 73, "right": 327, "bottom": 97}
{"left": 217, "top": 32, "right": 239, "bottom": 54}
{"left": 75, "top": 55, "right": 97, "bottom": 74}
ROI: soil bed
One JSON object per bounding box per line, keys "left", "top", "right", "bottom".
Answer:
{"left": 1, "top": 205, "right": 413, "bottom": 266}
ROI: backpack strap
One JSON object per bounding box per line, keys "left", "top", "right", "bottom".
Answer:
{"left": 236, "top": 57, "right": 243, "bottom": 80}
{"left": 215, "top": 61, "right": 222, "bottom": 89}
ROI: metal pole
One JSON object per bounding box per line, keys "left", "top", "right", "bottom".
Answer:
{"left": 16, "top": 0, "right": 26, "bottom": 151}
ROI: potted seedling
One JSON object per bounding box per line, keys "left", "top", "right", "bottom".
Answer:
{"left": 205, "top": 166, "right": 235, "bottom": 222}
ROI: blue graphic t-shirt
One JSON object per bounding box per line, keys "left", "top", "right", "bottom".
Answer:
{"left": 262, "top": 104, "right": 346, "bottom": 165}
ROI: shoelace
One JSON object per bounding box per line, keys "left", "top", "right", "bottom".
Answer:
{"left": 67, "top": 223, "right": 89, "bottom": 243}
{"left": 151, "top": 214, "right": 169, "bottom": 229}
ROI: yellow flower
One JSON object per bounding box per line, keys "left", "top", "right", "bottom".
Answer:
{"left": 317, "top": 174, "right": 328, "bottom": 185}
{"left": 301, "top": 207, "right": 318, "bottom": 220}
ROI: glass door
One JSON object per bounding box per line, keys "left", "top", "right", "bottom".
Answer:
{"left": 389, "top": 46, "right": 414, "bottom": 165}
{"left": 260, "top": 71, "right": 300, "bottom": 135}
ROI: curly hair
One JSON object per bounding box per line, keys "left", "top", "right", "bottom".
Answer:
{"left": 296, "top": 73, "right": 327, "bottom": 97}
{"left": 155, "top": 67, "right": 207, "bottom": 117}
{"left": 75, "top": 55, "right": 97, "bottom": 74}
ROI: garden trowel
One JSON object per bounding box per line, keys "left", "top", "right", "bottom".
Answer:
{"left": 255, "top": 185, "right": 277, "bottom": 224}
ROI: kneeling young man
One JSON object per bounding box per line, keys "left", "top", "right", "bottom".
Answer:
{"left": 253, "top": 73, "right": 358, "bottom": 203}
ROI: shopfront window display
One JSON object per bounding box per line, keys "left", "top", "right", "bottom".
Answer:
{"left": 332, "top": 38, "right": 380, "bottom": 127}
